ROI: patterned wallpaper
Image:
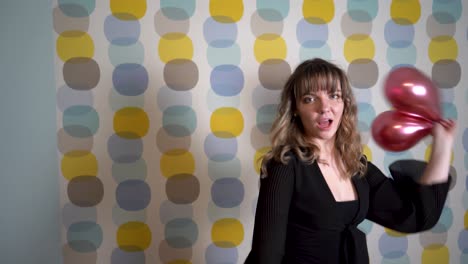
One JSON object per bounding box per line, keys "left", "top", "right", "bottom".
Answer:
{"left": 53, "top": 0, "right": 467, "bottom": 263}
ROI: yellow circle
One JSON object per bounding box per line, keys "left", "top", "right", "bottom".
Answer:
{"left": 421, "top": 245, "right": 449, "bottom": 263}
{"left": 428, "top": 36, "right": 458, "bottom": 63}
{"left": 362, "top": 144, "right": 373, "bottom": 162}
{"left": 209, "top": 0, "right": 244, "bottom": 23}
{"left": 254, "top": 147, "right": 271, "bottom": 175}
{"left": 254, "top": 34, "right": 287, "bottom": 63}
{"left": 168, "top": 261, "right": 191, "bottom": 264}
{"left": 160, "top": 149, "right": 195, "bottom": 178}
{"left": 61, "top": 151, "right": 98, "bottom": 180}
{"left": 390, "top": 0, "right": 421, "bottom": 25}
{"left": 110, "top": 0, "right": 146, "bottom": 20}
{"left": 114, "top": 107, "right": 149, "bottom": 139}
{"left": 56, "top": 31, "right": 94, "bottom": 62}
{"left": 303, "top": 0, "right": 335, "bottom": 24}
{"left": 210, "top": 108, "right": 244, "bottom": 138}
{"left": 117, "top": 221, "right": 152, "bottom": 252}
{"left": 384, "top": 228, "right": 407, "bottom": 237}
{"left": 464, "top": 211, "right": 468, "bottom": 229}
{"left": 159, "top": 33, "right": 193, "bottom": 63}
{"left": 211, "top": 218, "right": 244, "bottom": 248}
{"left": 344, "top": 34, "right": 375, "bottom": 62}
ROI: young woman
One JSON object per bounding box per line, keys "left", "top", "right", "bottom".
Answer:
{"left": 245, "top": 58, "right": 456, "bottom": 264}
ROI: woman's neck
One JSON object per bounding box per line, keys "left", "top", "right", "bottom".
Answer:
{"left": 313, "top": 139, "right": 335, "bottom": 159}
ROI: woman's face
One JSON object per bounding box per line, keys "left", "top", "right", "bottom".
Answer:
{"left": 295, "top": 84, "right": 344, "bottom": 143}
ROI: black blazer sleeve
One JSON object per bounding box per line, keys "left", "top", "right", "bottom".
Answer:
{"left": 244, "top": 157, "right": 295, "bottom": 264}
{"left": 366, "top": 160, "right": 451, "bottom": 233}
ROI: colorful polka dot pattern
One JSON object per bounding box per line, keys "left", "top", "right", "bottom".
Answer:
{"left": 423, "top": 1, "right": 461, "bottom": 263}
{"left": 53, "top": 1, "right": 466, "bottom": 263}
{"left": 106, "top": 0, "right": 152, "bottom": 262}
{"left": 54, "top": 0, "right": 103, "bottom": 261}
{"left": 204, "top": 1, "right": 246, "bottom": 262}
{"left": 156, "top": 1, "right": 199, "bottom": 263}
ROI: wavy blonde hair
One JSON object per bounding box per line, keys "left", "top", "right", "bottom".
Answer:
{"left": 260, "top": 58, "right": 367, "bottom": 178}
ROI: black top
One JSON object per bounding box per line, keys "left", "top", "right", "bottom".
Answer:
{"left": 244, "top": 154, "right": 451, "bottom": 264}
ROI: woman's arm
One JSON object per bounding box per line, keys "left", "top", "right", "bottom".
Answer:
{"left": 366, "top": 119, "right": 456, "bottom": 233}
{"left": 418, "top": 119, "right": 457, "bottom": 185}
{"left": 366, "top": 160, "right": 451, "bottom": 233}
{"left": 245, "top": 158, "right": 295, "bottom": 264}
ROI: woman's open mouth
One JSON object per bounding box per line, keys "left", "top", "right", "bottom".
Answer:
{"left": 317, "top": 118, "right": 333, "bottom": 129}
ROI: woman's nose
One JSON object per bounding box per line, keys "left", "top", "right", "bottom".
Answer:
{"left": 318, "top": 98, "right": 330, "bottom": 113}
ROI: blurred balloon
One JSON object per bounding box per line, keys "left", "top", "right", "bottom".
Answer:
{"left": 371, "top": 111, "right": 433, "bottom": 152}
{"left": 384, "top": 67, "right": 441, "bottom": 121}
{"left": 371, "top": 67, "right": 441, "bottom": 151}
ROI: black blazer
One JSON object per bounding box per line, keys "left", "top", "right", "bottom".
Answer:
{"left": 245, "top": 155, "right": 451, "bottom": 264}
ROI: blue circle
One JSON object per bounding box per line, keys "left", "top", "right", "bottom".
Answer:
{"left": 62, "top": 203, "right": 97, "bottom": 228}
{"left": 111, "top": 248, "right": 145, "bottom": 264}
{"left": 347, "top": 0, "right": 378, "bottom": 22}
{"left": 203, "top": 18, "right": 238, "bottom": 48}
{"left": 165, "top": 218, "right": 198, "bottom": 248}
{"left": 204, "top": 134, "right": 238, "bottom": 161}
{"left": 432, "top": 0, "right": 462, "bottom": 23}
{"left": 112, "top": 159, "right": 147, "bottom": 182}
{"left": 384, "top": 21, "right": 414, "bottom": 48}
{"left": 109, "top": 41, "right": 144, "bottom": 66}
{"left": 465, "top": 174, "right": 468, "bottom": 190}
{"left": 211, "top": 178, "right": 244, "bottom": 208}
{"left": 207, "top": 90, "right": 241, "bottom": 112}
{"left": 162, "top": 105, "right": 197, "bottom": 137}
{"left": 357, "top": 219, "right": 373, "bottom": 235}
{"left": 386, "top": 45, "right": 417, "bottom": 67}
{"left": 159, "top": 200, "right": 193, "bottom": 225}
{"left": 299, "top": 45, "right": 331, "bottom": 61}
{"left": 441, "top": 102, "right": 458, "bottom": 120}
{"left": 107, "top": 134, "right": 143, "bottom": 163}
{"left": 59, "top": 0, "right": 95, "bottom": 17}
{"left": 257, "top": 0, "right": 289, "bottom": 21}
{"left": 208, "top": 158, "right": 242, "bottom": 180}
{"left": 57, "top": 85, "right": 93, "bottom": 112}
{"left": 104, "top": 15, "right": 140, "bottom": 45}
{"left": 157, "top": 86, "right": 192, "bottom": 111}
{"left": 431, "top": 206, "right": 453, "bottom": 233}
{"left": 113, "top": 64, "right": 148, "bottom": 96}
{"left": 210, "top": 65, "right": 244, "bottom": 96}
{"left": 458, "top": 229, "right": 468, "bottom": 252}
{"left": 378, "top": 234, "right": 408, "bottom": 258}
{"left": 205, "top": 243, "right": 238, "bottom": 264}
{"left": 116, "top": 180, "right": 151, "bottom": 211}
{"left": 296, "top": 19, "right": 328, "bottom": 48}
{"left": 463, "top": 192, "right": 468, "bottom": 211}
{"left": 257, "top": 104, "right": 277, "bottom": 134}
{"left": 63, "top": 105, "right": 99, "bottom": 137}
{"left": 357, "top": 103, "right": 375, "bottom": 127}
{"left": 353, "top": 88, "right": 372, "bottom": 103}
{"left": 112, "top": 205, "right": 147, "bottom": 226}
{"left": 161, "top": 0, "right": 196, "bottom": 20}
{"left": 67, "top": 221, "right": 102, "bottom": 252}
{"left": 207, "top": 44, "right": 241, "bottom": 67}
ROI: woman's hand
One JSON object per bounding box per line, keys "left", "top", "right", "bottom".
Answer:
{"left": 432, "top": 119, "right": 457, "bottom": 148}
{"left": 418, "top": 119, "right": 457, "bottom": 185}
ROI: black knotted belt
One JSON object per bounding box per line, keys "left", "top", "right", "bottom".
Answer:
{"left": 341, "top": 224, "right": 369, "bottom": 264}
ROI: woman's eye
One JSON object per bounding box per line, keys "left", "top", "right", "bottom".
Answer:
{"left": 304, "top": 96, "right": 315, "bottom": 103}
{"left": 331, "top": 93, "right": 341, "bottom": 99}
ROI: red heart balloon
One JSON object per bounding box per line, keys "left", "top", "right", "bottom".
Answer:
{"left": 384, "top": 67, "right": 441, "bottom": 122}
{"left": 371, "top": 111, "right": 433, "bottom": 152}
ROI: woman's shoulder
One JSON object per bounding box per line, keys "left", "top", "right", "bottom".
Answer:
{"left": 262, "top": 148, "right": 303, "bottom": 172}
{"left": 265, "top": 150, "right": 298, "bottom": 166}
